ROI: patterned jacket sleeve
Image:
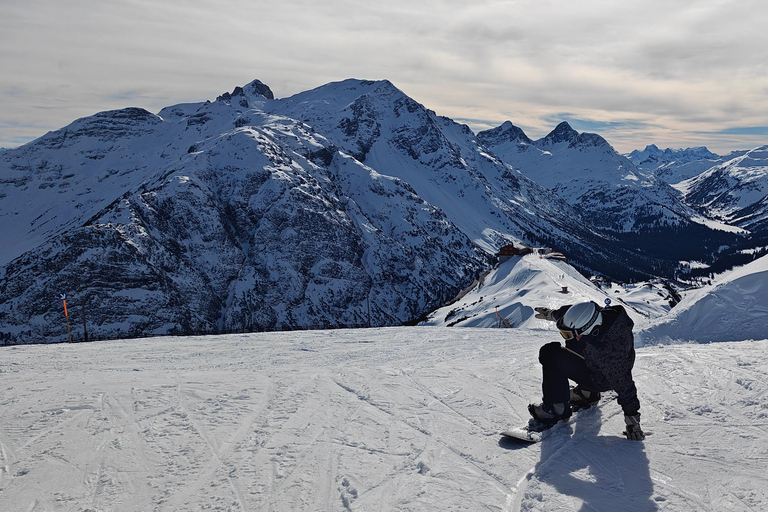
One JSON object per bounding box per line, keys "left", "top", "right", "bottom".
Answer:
{"left": 590, "top": 307, "right": 640, "bottom": 417}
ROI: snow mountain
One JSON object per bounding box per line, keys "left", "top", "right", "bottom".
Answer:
{"left": 0, "top": 78, "right": 763, "bottom": 343}
{"left": 0, "top": 80, "right": 493, "bottom": 342}
{"left": 476, "top": 121, "right": 752, "bottom": 281}
{"left": 267, "top": 80, "right": 613, "bottom": 259}
{"left": 676, "top": 145, "right": 768, "bottom": 233}
{"left": 477, "top": 122, "right": 703, "bottom": 233}
{"left": 627, "top": 144, "right": 724, "bottom": 183}
{"left": 0, "top": 78, "right": 658, "bottom": 344}
{"left": 627, "top": 144, "right": 720, "bottom": 170}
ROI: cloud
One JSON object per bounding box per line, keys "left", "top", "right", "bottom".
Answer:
{"left": 2, "top": 0, "right": 768, "bottom": 154}
{"left": 707, "top": 126, "right": 768, "bottom": 136}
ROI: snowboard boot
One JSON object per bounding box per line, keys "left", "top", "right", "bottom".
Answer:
{"left": 569, "top": 386, "right": 600, "bottom": 409}
{"left": 528, "top": 402, "right": 571, "bottom": 425}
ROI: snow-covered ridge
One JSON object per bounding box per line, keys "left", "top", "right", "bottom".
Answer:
{"left": 264, "top": 78, "right": 667, "bottom": 278}
{"left": 4, "top": 77, "right": 638, "bottom": 344}
{"left": 640, "top": 253, "right": 768, "bottom": 343}
{"left": 477, "top": 121, "right": 701, "bottom": 233}
{"left": 627, "top": 144, "right": 753, "bottom": 184}
{"left": 423, "top": 253, "right": 677, "bottom": 331}
{"left": 0, "top": 77, "right": 765, "bottom": 343}
{"left": 676, "top": 145, "right": 768, "bottom": 231}
{"left": 0, "top": 82, "right": 498, "bottom": 343}
{"left": 627, "top": 144, "right": 720, "bottom": 170}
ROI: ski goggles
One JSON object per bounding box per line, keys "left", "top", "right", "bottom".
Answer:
{"left": 556, "top": 308, "right": 600, "bottom": 340}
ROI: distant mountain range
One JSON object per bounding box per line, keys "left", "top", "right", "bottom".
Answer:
{"left": 1, "top": 78, "right": 766, "bottom": 343}
{"left": 675, "top": 146, "right": 768, "bottom": 233}
{"left": 627, "top": 144, "right": 748, "bottom": 184}
{"left": 478, "top": 122, "right": 698, "bottom": 232}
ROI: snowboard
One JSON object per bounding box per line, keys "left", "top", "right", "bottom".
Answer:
{"left": 501, "top": 401, "right": 601, "bottom": 443}
{"left": 501, "top": 420, "right": 555, "bottom": 443}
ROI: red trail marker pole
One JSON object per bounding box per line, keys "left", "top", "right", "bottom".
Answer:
{"left": 61, "top": 294, "right": 73, "bottom": 343}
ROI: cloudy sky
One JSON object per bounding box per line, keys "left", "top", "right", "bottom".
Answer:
{"left": 2, "top": 0, "right": 768, "bottom": 153}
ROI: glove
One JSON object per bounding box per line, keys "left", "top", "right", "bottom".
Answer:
{"left": 534, "top": 307, "right": 555, "bottom": 321}
{"left": 623, "top": 414, "right": 645, "bottom": 441}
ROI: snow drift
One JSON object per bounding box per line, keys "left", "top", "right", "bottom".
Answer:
{"left": 641, "top": 255, "right": 768, "bottom": 343}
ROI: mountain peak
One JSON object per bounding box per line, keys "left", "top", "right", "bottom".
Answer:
{"left": 535, "top": 122, "right": 609, "bottom": 149}
{"left": 539, "top": 121, "right": 579, "bottom": 145}
{"left": 628, "top": 145, "right": 719, "bottom": 169}
{"left": 217, "top": 79, "right": 275, "bottom": 103}
{"left": 243, "top": 79, "right": 275, "bottom": 100}
{"left": 476, "top": 121, "right": 532, "bottom": 146}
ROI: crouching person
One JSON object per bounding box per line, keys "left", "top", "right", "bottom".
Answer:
{"left": 530, "top": 301, "right": 645, "bottom": 441}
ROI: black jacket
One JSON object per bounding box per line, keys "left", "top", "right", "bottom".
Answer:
{"left": 553, "top": 304, "right": 641, "bottom": 417}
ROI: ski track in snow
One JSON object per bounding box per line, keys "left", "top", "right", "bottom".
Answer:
{"left": 1, "top": 328, "right": 768, "bottom": 511}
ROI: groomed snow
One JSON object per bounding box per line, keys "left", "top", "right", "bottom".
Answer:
{"left": 2, "top": 327, "right": 767, "bottom": 511}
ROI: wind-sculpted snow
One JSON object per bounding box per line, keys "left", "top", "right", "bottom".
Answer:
{"left": 640, "top": 254, "right": 768, "bottom": 343}
{"left": 1, "top": 327, "right": 767, "bottom": 511}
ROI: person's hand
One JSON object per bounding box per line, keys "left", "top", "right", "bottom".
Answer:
{"left": 623, "top": 414, "right": 645, "bottom": 441}
{"left": 534, "top": 307, "right": 555, "bottom": 321}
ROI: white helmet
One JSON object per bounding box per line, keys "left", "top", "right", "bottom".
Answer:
{"left": 556, "top": 301, "right": 602, "bottom": 340}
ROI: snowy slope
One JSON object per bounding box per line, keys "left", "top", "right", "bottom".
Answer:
{"left": 477, "top": 122, "right": 698, "bottom": 232}
{"left": 0, "top": 80, "right": 493, "bottom": 342}
{"left": 422, "top": 253, "right": 676, "bottom": 330}
{"left": 640, "top": 254, "right": 768, "bottom": 343}
{"left": 676, "top": 146, "right": 768, "bottom": 232}
{"left": 1, "top": 328, "right": 767, "bottom": 511}
{"left": 3, "top": 77, "right": 674, "bottom": 344}
{"left": 627, "top": 144, "right": 723, "bottom": 183}
{"left": 269, "top": 80, "right": 611, "bottom": 258}
{"left": 0, "top": 107, "right": 172, "bottom": 267}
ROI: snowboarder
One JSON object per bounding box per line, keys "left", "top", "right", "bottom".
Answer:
{"left": 530, "top": 300, "right": 645, "bottom": 441}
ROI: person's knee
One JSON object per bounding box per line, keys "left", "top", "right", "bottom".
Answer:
{"left": 538, "top": 342, "right": 562, "bottom": 365}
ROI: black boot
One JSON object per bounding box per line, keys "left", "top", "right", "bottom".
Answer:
{"left": 569, "top": 386, "right": 600, "bottom": 409}
{"left": 528, "top": 402, "right": 571, "bottom": 424}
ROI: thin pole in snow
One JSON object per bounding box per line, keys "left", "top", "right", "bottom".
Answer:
{"left": 82, "top": 297, "right": 88, "bottom": 343}
{"left": 61, "top": 294, "right": 73, "bottom": 343}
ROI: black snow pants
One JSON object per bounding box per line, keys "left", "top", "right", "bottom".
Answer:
{"left": 538, "top": 341, "right": 600, "bottom": 405}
